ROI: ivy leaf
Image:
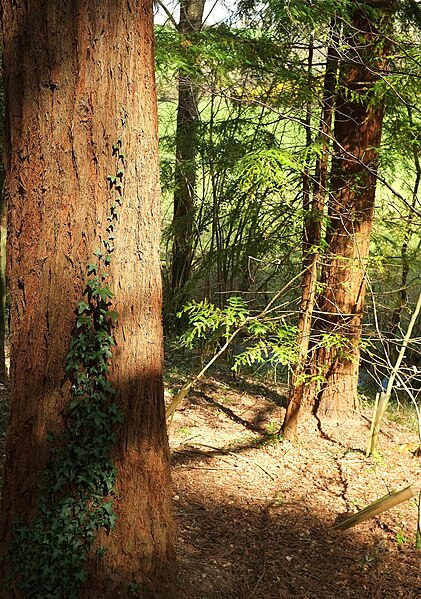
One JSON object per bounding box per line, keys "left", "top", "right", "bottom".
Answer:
{"left": 77, "top": 301, "right": 90, "bottom": 315}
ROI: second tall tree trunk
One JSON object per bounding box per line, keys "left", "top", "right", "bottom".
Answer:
{"left": 282, "top": 1, "right": 396, "bottom": 437}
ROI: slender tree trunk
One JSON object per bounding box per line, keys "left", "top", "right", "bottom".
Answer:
{"left": 282, "top": 29, "right": 339, "bottom": 439}
{"left": 299, "top": 2, "right": 396, "bottom": 423}
{"left": 0, "top": 1, "right": 175, "bottom": 597}
{"left": 301, "top": 36, "right": 314, "bottom": 246}
{"left": 170, "top": 0, "right": 206, "bottom": 319}
{"left": 390, "top": 106, "right": 421, "bottom": 359}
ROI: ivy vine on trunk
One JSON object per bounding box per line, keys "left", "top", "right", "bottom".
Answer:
{"left": 6, "top": 138, "right": 126, "bottom": 599}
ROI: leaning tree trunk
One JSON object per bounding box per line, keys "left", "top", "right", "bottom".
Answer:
{"left": 170, "top": 0, "right": 206, "bottom": 321}
{"left": 0, "top": 1, "right": 175, "bottom": 597}
{"left": 298, "top": 1, "right": 396, "bottom": 423}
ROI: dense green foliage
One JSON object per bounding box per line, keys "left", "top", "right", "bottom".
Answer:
{"left": 177, "top": 296, "right": 297, "bottom": 372}
{"left": 156, "top": 0, "right": 421, "bottom": 387}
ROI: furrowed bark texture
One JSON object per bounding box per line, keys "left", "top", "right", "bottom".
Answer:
{"left": 0, "top": 1, "right": 175, "bottom": 596}
{"left": 302, "top": 3, "right": 393, "bottom": 422}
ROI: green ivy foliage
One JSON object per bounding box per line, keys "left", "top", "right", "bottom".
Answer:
{"left": 7, "top": 139, "right": 126, "bottom": 599}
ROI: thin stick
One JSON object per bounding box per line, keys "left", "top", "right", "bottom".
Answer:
{"left": 367, "top": 287, "right": 421, "bottom": 456}
{"left": 166, "top": 272, "right": 306, "bottom": 420}
{"left": 165, "top": 327, "right": 242, "bottom": 420}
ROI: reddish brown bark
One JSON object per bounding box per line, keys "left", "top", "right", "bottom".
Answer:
{"left": 283, "top": 2, "right": 396, "bottom": 436}
{"left": 305, "top": 3, "right": 394, "bottom": 421}
{"left": 282, "top": 30, "right": 338, "bottom": 440}
{"left": 0, "top": 1, "right": 175, "bottom": 597}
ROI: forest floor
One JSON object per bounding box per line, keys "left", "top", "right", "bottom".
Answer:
{"left": 0, "top": 365, "right": 420, "bottom": 598}
{"left": 166, "top": 363, "right": 421, "bottom": 599}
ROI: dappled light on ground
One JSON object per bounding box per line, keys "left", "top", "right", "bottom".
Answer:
{"left": 167, "top": 372, "right": 421, "bottom": 599}
{"left": 1, "top": 371, "right": 420, "bottom": 598}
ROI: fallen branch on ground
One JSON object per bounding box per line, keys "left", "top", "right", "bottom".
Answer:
{"left": 332, "top": 482, "right": 421, "bottom": 531}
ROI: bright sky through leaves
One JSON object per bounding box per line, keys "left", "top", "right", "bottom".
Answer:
{"left": 154, "top": 0, "right": 232, "bottom": 26}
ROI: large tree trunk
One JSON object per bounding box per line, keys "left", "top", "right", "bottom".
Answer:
{"left": 0, "top": 1, "right": 175, "bottom": 597}
{"left": 302, "top": 2, "right": 394, "bottom": 422}
{"left": 0, "top": 174, "right": 6, "bottom": 382}
{"left": 0, "top": 74, "right": 6, "bottom": 382}
{"left": 170, "top": 0, "right": 205, "bottom": 321}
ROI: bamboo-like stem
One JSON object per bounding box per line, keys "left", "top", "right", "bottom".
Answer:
{"left": 367, "top": 287, "right": 421, "bottom": 456}
{"left": 165, "top": 327, "right": 242, "bottom": 420}
{"left": 332, "top": 483, "right": 421, "bottom": 531}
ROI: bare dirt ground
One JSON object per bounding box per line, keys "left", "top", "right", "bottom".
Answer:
{"left": 0, "top": 369, "right": 420, "bottom": 598}
{"left": 166, "top": 368, "right": 421, "bottom": 599}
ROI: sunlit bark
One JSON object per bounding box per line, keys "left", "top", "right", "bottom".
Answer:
{"left": 0, "top": 1, "right": 175, "bottom": 596}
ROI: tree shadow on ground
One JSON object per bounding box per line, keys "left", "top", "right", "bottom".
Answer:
{"left": 173, "top": 483, "right": 420, "bottom": 599}
{"left": 192, "top": 374, "right": 288, "bottom": 432}
{"left": 214, "top": 370, "right": 288, "bottom": 409}
{"left": 194, "top": 389, "right": 268, "bottom": 434}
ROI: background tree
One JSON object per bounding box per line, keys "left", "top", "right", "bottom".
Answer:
{"left": 170, "top": 0, "right": 206, "bottom": 321}
{"left": 155, "top": 0, "right": 421, "bottom": 437}
{"left": 0, "top": 1, "right": 175, "bottom": 597}
{"left": 157, "top": 13, "right": 307, "bottom": 309}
